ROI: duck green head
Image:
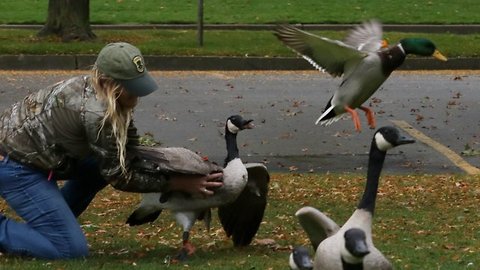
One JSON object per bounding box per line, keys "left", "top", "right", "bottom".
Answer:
{"left": 400, "top": 38, "right": 448, "bottom": 61}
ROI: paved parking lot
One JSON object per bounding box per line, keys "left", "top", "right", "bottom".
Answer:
{"left": 1, "top": 70, "right": 479, "bottom": 174}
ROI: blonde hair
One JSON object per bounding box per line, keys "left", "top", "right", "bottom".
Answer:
{"left": 91, "top": 67, "right": 132, "bottom": 175}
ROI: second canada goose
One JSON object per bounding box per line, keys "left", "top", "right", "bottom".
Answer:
{"left": 126, "top": 115, "right": 269, "bottom": 261}
{"left": 289, "top": 246, "right": 314, "bottom": 270}
{"left": 294, "top": 126, "right": 415, "bottom": 269}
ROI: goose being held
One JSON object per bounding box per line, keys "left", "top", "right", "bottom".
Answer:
{"left": 294, "top": 126, "right": 415, "bottom": 269}
{"left": 126, "top": 115, "right": 270, "bottom": 261}
{"left": 274, "top": 20, "right": 447, "bottom": 132}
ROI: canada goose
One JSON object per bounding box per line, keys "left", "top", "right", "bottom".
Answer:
{"left": 289, "top": 246, "right": 314, "bottom": 270}
{"left": 289, "top": 228, "right": 369, "bottom": 270}
{"left": 126, "top": 115, "right": 269, "bottom": 261}
{"left": 274, "top": 20, "right": 447, "bottom": 132}
{"left": 294, "top": 126, "right": 415, "bottom": 269}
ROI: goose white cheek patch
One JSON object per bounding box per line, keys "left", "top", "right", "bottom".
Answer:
{"left": 227, "top": 120, "right": 240, "bottom": 134}
{"left": 374, "top": 133, "right": 393, "bottom": 151}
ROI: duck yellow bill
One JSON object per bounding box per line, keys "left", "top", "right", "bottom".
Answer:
{"left": 433, "top": 50, "right": 448, "bottom": 61}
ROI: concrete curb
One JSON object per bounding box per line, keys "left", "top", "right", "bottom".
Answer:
{"left": 0, "top": 55, "right": 478, "bottom": 71}
{"left": 1, "top": 24, "right": 478, "bottom": 70}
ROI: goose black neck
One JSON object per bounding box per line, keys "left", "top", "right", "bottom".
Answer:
{"left": 357, "top": 141, "right": 387, "bottom": 214}
{"left": 224, "top": 129, "right": 239, "bottom": 166}
{"left": 341, "top": 257, "right": 363, "bottom": 270}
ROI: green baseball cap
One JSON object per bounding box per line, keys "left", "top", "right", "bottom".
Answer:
{"left": 95, "top": 42, "right": 158, "bottom": 97}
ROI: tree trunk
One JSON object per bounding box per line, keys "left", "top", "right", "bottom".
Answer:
{"left": 37, "top": 0, "right": 96, "bottom": 42}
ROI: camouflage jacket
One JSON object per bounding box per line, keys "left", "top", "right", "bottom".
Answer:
{"left": 0, "top": 75, "right": 207, "bottom": 193}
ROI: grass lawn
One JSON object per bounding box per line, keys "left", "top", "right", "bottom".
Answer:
{"left": 0, "top": 29, "right": 479, "bottom": 58}
{"left": 1, "top": 1, "right": 480, "bottom": 57}
{"left": 1, "top": 173, "right": 479, "bottom": 269}
{"left": 1, "top": 0, "right": 479, "bottom": 24}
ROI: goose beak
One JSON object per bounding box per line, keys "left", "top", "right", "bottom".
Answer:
{"left": 396, "top": 135, "right": 415, "bottom": 145}
{"left": 433, "top": 50, "right": 448, "bottom": 61}
{"left": 351, "top": 242, "right": 370, "bottom": 258}
{"left": 291, "top": 246, "right": 313, "bottom": 270}
{"left": 243, "top": 119, "right": 254, "bottom": 129}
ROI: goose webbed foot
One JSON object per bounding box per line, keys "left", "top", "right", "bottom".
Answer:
{"left": 359, "top": 106, "right": 376, "bottom": 129}
{"left": 344, "top": 105, "right": 362, "bottom": 132}
{"left": 172, "top": 240, "right": 196, "bottom": 262}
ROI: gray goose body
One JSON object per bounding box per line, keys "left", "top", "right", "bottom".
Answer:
{"left": 137, "top": 157, "right": 247, "bottom": 212}
{"left": 292, "top": 126, "right": 415, "bottom": 269}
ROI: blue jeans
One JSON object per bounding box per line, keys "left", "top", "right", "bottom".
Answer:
{"left": 61, "top": 157, "right": 108, "bottom": 218}
{"left": 0, "top": 157, "right": 107, "bottom": 259}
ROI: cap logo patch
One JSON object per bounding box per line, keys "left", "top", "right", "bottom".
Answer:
{"left": 132, "top": 55, "right": 145, "bottom": 73}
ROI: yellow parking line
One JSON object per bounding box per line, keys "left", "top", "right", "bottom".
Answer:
{"left": 391, "top": 120, "right": 480, "bottom": 175}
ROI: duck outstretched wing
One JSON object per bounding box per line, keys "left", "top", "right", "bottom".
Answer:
{"left": 344, "top": 19, "right": 384, "bottom": 52}
{"left": 274, "top": 25, "right": 366, "bottom": 77}
{"left": 218, "top": 163, "right": 270, "bottom": 246}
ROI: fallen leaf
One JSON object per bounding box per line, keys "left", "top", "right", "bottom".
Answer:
{"left": 255, "top": 238, "right": 276, "bottom": 246}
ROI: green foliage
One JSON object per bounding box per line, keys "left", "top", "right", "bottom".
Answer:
{"left": 0, "top": 1, "right": 479, "bottom": 57}
{"left": 1, "top": 0, "right": 480, "bottom": 24}
{"left": 0, "top": 29, "right": 478, "bottom": 57}
{"left": 138, "top": 132, "right": 161, "bottom": 147}
{"left": 461, "top": 143, "right": 480, "bottom": 156}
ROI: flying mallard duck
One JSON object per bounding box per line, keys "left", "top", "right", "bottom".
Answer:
{"left": 274, "top": 20, "right": 447, "bottom": 132}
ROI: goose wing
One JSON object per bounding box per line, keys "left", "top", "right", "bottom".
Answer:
{"left": 344, "top": 20, "right": 384, "bottom": 52}
{"left": 295, "top": 206, "right": 340, "bottom": 251}
{"left": 130, "top": 145, "right": 222, "bottom": 175}
{"left": 364, "top": 247, "right": 394, "bottom": 269}
{"left": 218, "top": 163, "right": 270, "bottom": 246}
{"left": 274, "top": 25, "right": 366, "bottom": 77}
{"left": 126, "top": 193, "right": 164, "bottom": 226}
{"left": 126, "top": 208, "right": 162, "bottom": 226}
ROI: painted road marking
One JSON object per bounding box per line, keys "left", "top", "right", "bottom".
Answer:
{"left": 391, "top": 120, "right": 480, "bottom": 175}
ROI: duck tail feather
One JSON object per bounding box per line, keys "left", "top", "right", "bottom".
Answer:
{"left": 315, "top": 105, "right": 336, "bottom": 125}
{"left": 320, "top": 115, "right": 343, "bottom": 126}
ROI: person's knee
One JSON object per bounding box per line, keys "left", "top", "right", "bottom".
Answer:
{"left": 69, "top": 234, "right": 88, "bottom": 258}
{"left": 54, "top": 234, "right": 89, "bottom": 259}
{"left": 73, "top": 245, "right": 89, "bottom": 258}
{"left": 65, "top": 238, "right": 89, "bottom": 258}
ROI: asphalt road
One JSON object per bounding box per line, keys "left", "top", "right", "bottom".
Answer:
{"left": 1, "top": 70, "right": 479, "bottom": 174}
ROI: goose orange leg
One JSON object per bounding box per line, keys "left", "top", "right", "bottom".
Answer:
{"left": 344, "top": 105, "right": 361, "bottom": 132}
{"left": 359, "top": 106, "right": 376, "bottom": 129}
{"left": 171, "top": 232, "right": 196, "bottom": 263}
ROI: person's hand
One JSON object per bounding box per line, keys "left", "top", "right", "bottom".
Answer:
{"left": 169, "top": 172, "right": 223, "bottom": 197}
